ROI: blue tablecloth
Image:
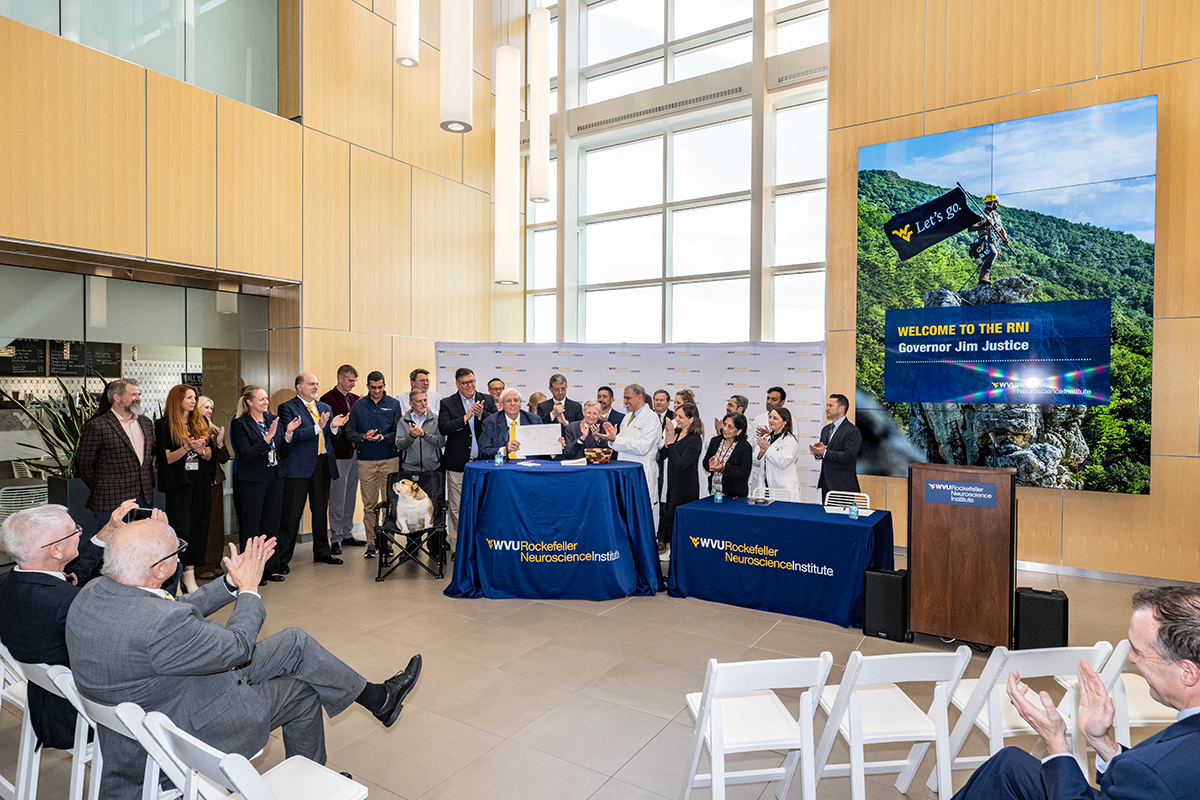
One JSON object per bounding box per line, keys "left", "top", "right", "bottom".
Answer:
{"left": 445, "top": 460, "right": 664, "bottom": 600}
{"left": 668, "top": 497, "right": 894, "bottom": 627}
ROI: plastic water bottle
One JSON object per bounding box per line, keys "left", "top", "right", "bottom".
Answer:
{"left": 494, "top": 448, "right": 504, "bottom": 466}
{"left": 849, "top": 500, "right": 859, "bottom": 520}
{"left": 713, "top": 472, "right": 724, "bottom": 504}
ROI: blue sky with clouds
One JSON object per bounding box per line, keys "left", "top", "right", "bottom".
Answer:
{"left": 858, "top": 97, "right": 1157, "bottom": 242}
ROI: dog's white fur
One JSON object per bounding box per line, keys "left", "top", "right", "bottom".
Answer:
{"left": 391, "top": 479, "right": 434, "bottom": 533}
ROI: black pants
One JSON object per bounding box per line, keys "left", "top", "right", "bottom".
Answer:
{"left": 233, "top": 469, "right": 285, "bottom": 575}
{"left": 279, "top": 455, "right": 333, "bottom": 564}
{"left": 163, "top": 468, "right": 214, "bottom": 568}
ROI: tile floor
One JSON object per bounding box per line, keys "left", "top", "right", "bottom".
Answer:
{"left": 0, "top": 547, "right": 1160, "bottom": 799}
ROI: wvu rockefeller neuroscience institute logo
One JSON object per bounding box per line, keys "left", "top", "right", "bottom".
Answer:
{"left": 486, "top": 538, "right": 620, "bottom": 563}
{"left": 688, "top": 536, "right": 833, "bottom": 576}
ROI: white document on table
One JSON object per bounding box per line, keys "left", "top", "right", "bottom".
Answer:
{"left": 512, "top": 423, "right": 563, "bottom": 458}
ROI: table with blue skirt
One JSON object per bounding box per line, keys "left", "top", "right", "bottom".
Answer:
{"left": 444, "top": 459, "right": 664, "bottom": 600}
{"left": 668, "top": 497, "right": 894, "bottom": 627}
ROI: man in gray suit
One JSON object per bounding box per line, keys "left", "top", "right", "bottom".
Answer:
{"left": 65, "top": 521, "right": 421, "bottom": 799}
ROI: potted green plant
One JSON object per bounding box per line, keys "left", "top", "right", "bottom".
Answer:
{"left": 1, "top": 378, "right": 101, "bottom": 531}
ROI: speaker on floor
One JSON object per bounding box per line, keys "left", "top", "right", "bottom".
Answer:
{"left": 863, "top": 568, "right": 912, "bottom": 642}
{"left": 1014, "top": 587, "right": 1069, "bottom": 650}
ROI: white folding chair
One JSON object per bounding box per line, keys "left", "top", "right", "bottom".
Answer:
{"left": 682, "top": 653, "right": 834, "bottom": 800}
{"left": 69, "top": 689, "right": 193, "bottom": 800}
{"left": 141, "top": 712, "right": 367, "bottom": 800}
{"left": 816, "top": 646, "right": 971, "bottom": 800}
{"left": 15, "top": 663, "right": 94, "bottom": 800}
{"left": 823, "top": 491, "right": 870, "bottom": 510}
{"left": 0, "top": 642, "right": 36, "bottom": 800}
{"left": 928, "top": 641, "right": 1112, "bottom": 792}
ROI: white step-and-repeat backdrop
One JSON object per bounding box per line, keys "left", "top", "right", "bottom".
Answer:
{"left": 435, "top": 342, "right": 827, "bottom": 503}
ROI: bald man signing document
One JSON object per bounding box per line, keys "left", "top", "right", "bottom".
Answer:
{"left": 66, "top": 521, "right": 421, "bottom": 799}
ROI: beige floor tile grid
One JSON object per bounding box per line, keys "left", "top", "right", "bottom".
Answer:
{"left": 0, "top": 550, "right": 1157, "bottom": 799}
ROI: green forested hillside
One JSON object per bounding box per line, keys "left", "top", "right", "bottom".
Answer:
{"left": 856, "top": 169, "right": 1154, "bottom": 493}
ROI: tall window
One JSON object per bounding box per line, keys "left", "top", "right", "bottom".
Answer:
{"left": 580, "top": 116, "right": 754, "bottom": 343}
{"left": 524, "top": 0, "right": 830, "bottom": 344}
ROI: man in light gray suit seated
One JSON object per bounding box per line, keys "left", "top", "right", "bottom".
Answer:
{"left": 65, "top": 521, "right": 421, "bottom": 799}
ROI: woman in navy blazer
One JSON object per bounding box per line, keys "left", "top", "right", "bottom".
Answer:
{"left": 230, "top": 385, "right": 299, "bottom": 581}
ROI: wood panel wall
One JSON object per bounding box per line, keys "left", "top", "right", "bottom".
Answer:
{"left": 829, "top": 0, "right": 1200, "bottom": 581}
{"left": 0, "top": 0, "right": 498, "bottom": 464}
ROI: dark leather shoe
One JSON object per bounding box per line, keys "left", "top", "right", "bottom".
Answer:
{"left": 329, "top": 542, "right": 343, "bottom": 555}
{"left": 315, "top": 555, "right": 344, "bottom": 565}
{"left": 279, "top": 564, "right": 291, "bottom": 575}
{"left": 343, "top": 538, "right": 368, "bottom": 547}
{"left": 266, "top": 574, "right": 286, "bottom": 582}
{"left": 259, "top": 577, "right": 268, "bottom": 586}
{"left": 374, "top": 655, "right": 422, "bottom": 727}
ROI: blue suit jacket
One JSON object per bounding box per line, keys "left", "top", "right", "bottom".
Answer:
{"left": 480, "top": 410, "right": 543, "bottom": 458}
{"left": 0, "top": 570, "right": 81, "bottom": 749}
{"left": 1042, "top": 712, "right": 1200, "bottom": 799}
{"left": 276, "top": 397, "right": 339, "bottom": 481}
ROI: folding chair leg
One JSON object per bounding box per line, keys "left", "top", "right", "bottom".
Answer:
{"left": 88, "top": 740, "right": 103, "bottom": 800}
{"left": 848, "top": 698, "right": 866, "bottom": 800}
{"left": 17, "top": 710, "right": 40, "bottom": 800}
{"left": 68, "top": 715, "right": 89, "bottom": 800}
{"left": 894, "top": 742, "right": 928, "bottom": 794}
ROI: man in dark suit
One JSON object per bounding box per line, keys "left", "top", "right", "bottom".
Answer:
{"left": 482, "top": 389, "right": 545, "bottom": 459}
{"left": 535, "top": 374, "right": 584, "bottom": 430}
{"left": 952, "top": 585, "right": 1200, "bottom": 800}
{"left": 596, "top": 386, "right": 625, "bottom": 428}
{"left": 0, "top": 501, "right": 140, "bottom": 749}
{"left": 809, "top": 393, "right": 861, "bottom": 500}
{"left": 438, "top": 368, "right": 497, "bottom": 555}
{"left": 652, "top": 390, "right": 674, "bottom": 497}
{"left": 76, "top": 378, "right": 154, "bottom": 528}
{"left": 277, "top": 373, "right": 350, "bottom": 569}
{"left": 65, "top": 520, "right": 422, "bottom": 800}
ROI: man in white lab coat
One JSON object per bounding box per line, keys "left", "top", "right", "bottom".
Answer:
{"left": 599, "top": 383, "right": 664, "bottom": 532}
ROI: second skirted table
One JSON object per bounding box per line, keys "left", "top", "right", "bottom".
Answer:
{"left": 668, "top": 497, "right": 894, "bottom": 627}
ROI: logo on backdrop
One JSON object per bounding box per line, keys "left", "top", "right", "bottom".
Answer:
{"left": 924, "top": 481, "right": 996, "bottom": 508}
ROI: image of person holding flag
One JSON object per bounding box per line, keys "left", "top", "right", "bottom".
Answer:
{"left": 968, "top": 192, "right": 1010, "bottom": 285}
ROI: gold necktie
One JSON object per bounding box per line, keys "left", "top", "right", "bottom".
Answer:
{"left": 308, "top": 403, "right": 324, "bottom": 455}
{"left": 508, "top": 419, "right": 517, "bottom": 460}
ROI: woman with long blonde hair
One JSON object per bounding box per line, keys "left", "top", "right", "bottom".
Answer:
{"left": 230, "top": 384, "right": 300, "bottom": 582}
{"left": 153, "top": 384, "right": 212, "bottom": 593}
{"left": 194, "top": 395, "right": 232, "bottom": 580}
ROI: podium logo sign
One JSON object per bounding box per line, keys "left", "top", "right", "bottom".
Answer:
{"left": 925, "top": 480, "right": 996, "bottom": 508}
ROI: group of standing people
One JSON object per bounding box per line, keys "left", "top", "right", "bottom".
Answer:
{"left": 76, "top": 378, "right": 231, "bottom": 593}
{"left": 74, "top": 372, "right": 863, "bottom": 582}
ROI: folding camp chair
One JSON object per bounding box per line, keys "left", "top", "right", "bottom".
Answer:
{"left": 373, "top": 469, "right": 447, "bottom": 581}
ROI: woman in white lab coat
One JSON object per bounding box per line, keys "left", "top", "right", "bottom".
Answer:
{"left": 755, "top": 407, "right": 800, "bottom": 501}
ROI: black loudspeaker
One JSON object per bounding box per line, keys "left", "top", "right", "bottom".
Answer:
{"left": 1014, "top": 587, "right": 1069, "bottom": 649}
{"left": 864, "top": 568, "right": 912, "bottom": 642}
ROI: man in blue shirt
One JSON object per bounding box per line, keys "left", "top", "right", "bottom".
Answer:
{"left": 346, "top": 371, "right": 401, "bottom": 558}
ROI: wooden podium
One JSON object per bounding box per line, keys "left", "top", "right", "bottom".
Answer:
{"left": 908, "top": 463, "right": 1016, "bottom": 647}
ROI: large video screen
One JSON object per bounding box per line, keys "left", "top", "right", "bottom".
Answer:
{"left": 855, "top": 97, "right": 1156, "bottom": 494}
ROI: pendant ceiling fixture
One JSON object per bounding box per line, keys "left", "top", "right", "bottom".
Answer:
{"left": 494, "top": 45, "right": 521, "bottom": 285}
{"left": 395, "top": 0, "right": 419, "bottom": 68}
{"left": 440, "top": 0, "right": 473, "bottom": 132}
{"left": 527, "top": 7, "right": 551, "bottom": 204}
